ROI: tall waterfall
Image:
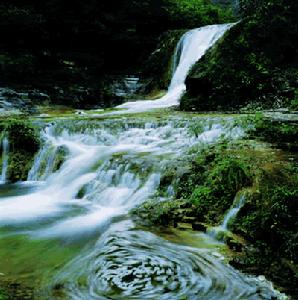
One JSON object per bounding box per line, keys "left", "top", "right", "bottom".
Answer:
{"left": 0, "top": 136, "right": 9, "bottom": 183}
{"left": 116, "top": 24, "right": 232, "bottom": 113}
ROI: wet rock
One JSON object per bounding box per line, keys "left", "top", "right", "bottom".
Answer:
{"left": 0, "top": 87, "right": 33, "bottom": 112}
{"left": 229, "top": 257, "right": 247, "bottom": 269}
{"left": 181, "top": 216, "right": 196, "bottom": 223}
{"left": 192, "top": 222, "right": 207, "bottom": 232}
{"left": 28, "top": 90, "right": 50, "bottom": 102}
{"left": 226, "top": 237, "right": 243, "bottom": 252}
{"left": 176, "top": 222, "right": 192, "bottom": 230}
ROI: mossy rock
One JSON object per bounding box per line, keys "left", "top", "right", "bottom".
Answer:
{"left": 181, "top": 0, "right": 298, "bottom": 111}
{"left": 7, "top": 150, "right": 35, "bottom": 181}
{"left": 0, "top": 118, "right": 40, "bottom": 182}
{"left": 141, "top": 30, "right": 186, "bottom": 94}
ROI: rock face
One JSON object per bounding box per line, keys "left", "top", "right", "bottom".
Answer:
{"left": 110, "top": 75, "right": 142, "bottom": 98}
{"left": 0, "top": 88, "right": 34, "bottom": 113}
{"left": 0, "top": 1, "right": 234, "bottom": 108}
{"left": 181, "top": 0, "right": 298, "bottom": 111}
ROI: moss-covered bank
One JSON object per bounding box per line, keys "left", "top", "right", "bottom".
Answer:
{"left": 133, "top": 116, "right": 298, "bottom": 297}
{"left": 181, "top": 0, "right": 298, "bottom": 111}
{"left": 0, "top": 118, "right": 40, "bottom": 181}
{"left": 140, "top": 30, "right": 186, "bottom": 95}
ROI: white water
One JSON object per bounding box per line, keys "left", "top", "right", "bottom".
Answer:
{"left": 207, "top": 193, "right": 247, "bottom": 240}
{"left": 0, "top": 118, "right": 243, "bottom": 233}
{"left": 0, "top": 136, "right": 9, "bottom": 183}
{"left": 222, "top": 194, "right": 246, "bottom": 230}
{"left": 115, "top": 24, "right": 232, "bottom": 113}
{"left": 0, "top": 24, "right": 287, "bottom": 299}
{"left": 27, "top": 144, "right": 58, "bottom": 181}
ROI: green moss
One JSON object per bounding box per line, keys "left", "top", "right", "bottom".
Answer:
{"left": 142, "top": 30, "right": 186, "bottom": 93}
{"left": 7, "top": 150, "right": 35, "bottom": 181}
{"left": 52, "top": 146, "right": 69, "bottom": 173}
{"left": 0, "top": 289, "right": 7, "bottom": 300}
{"left": 134, "top": 143, "right": 253, "bottom": 226}
{"left": 0, "top": 118, "right": 40, "bottom": 181}
{"left": 231, "top": 165, "right": 298, "bottom": 260}
{"left": 188, "top": 152, "right": 252, "bottom": 224}
{"left": 229, "top": 164, "right": 298, "bottom": 295}
{"left": 250, "top": 116, "right": 298, "bottom": 150}
{"left": 181, "top": 0, "right": 298, "bottom": 111}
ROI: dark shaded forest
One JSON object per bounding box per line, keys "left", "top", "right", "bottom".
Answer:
{"left": 0, "top": 0, "right": 234, "bottom": 106}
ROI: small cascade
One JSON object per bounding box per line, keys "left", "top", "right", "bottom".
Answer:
{"left": 0, "top": 136, "right": 9, "bottom": 183}
{"left": 27, "top": 146, "right": 48, "bottom": 181}
{"left": 0, "top": 117, "right": 286, "bottom": 299}
{"left": 0, "top": 117, "right": 245, "bottom": 228}
{"left": 221, "top": 194, "right": 245, "bottom": 230}
{"left": 207, "top": 193, "right": 246, "bottom": 240}
{"left": 27, "top": 144, "right": 59, "bottom": 181}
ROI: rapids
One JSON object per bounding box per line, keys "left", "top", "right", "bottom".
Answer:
{"left": 0, "top": 24, "right": 287, "bottom": 300}
{"left": 0, "top": 117, "right": 286, "bottom": 299}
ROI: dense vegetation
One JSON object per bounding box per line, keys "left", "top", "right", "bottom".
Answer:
{"left": 0, "top": 119, "right": 40, "bottom": 181}
{"left": 181, "top": 0, "right": 298, "bottom": 110}
{"left": 0, "top": 0, "right": 233, "bottom": 107}
{"left": 134, "top": 115, "right": 298, "bottom": 296}
{"left": 0, "top": 0, "right": 297, "bottom": 297}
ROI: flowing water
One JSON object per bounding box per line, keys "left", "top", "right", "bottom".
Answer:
{"left": 207, "top": 193, "right": 247, "bottom": 241}
{"left": 115, "top": 24, "right": 233, "bottom": 114}
{"left": 0, "top": 136, "right": 9, "bottom": 183}
{"left": 0, "top": 24, "right": 287, "bottom": 299}
{"left": 0, "top": 117, "right": 285, "bottom": 299}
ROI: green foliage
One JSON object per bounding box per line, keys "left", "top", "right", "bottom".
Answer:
{"left": 0, "top": 0, "right": 236, "bottom": 107}
{"left": 290, "top": 90, "right": 298, "bottom": 111}
{"left": 0, "top": 289, "right": 7, "bottom": 300}
{"left": 181, "top": 0, "right": 298, "bottom": 110}
{"left": 134, "top": 144, "right": 253, "bottom": 226}
{"left": 3, "top": 119, "right": 40, "bottom": 153}
{"left": 188, "top": 152, "right": 252, "bottom": 224}
{"left": 231, "top": 165, "right": 298, "bottom": 262}
{"left": 250, "top": 116, "right": 298, "bottom": 150}
{"left": 163, "top": 0, "right": 235, "bottom": 28}
{"left": 0, "top": 118, "right": 40, "bottom": 181}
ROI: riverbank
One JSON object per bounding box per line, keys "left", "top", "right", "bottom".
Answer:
{"left": 0, "top": 110, "right": 292, "bottom": 299}
{"left": 132, "top": 111, "right": 298, "bottom": 298}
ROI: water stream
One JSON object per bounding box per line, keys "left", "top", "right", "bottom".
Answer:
{"left": 0, "top": 136, "right": 9, "bottom": 183}
{"left": 0, "top": 24, "right": 287, "bottom": 299}
{"left": 207, "top": 193, "right": 247, "bottom": 240}
{"left": 115, "top": 24, "right": 233, "bottom": 113}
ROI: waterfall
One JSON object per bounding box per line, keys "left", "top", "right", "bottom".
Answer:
{"left": 0, "top": 24, "right": 286, "bottom": 298}
{"left": 0, "top": 136, "right": 9, "bottom": 183}
{"left": 0, "top": 118, "right": 245, "bottom": 229}
{"left": 115, "top": 24, "right": 232, "bottom": 113}
{"left": 27, "top": 144, "right": 58, "bottom": 181}
{"left": 221, "top": 194, "right": 245, "bottom": 230}
{"left": 207, "top": 193, "right": 246, "bottom": 239}
{"left": 0, "top": 118, "right": 286, "bottom": 299}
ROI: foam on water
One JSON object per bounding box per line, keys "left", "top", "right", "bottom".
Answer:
{"left": 114, "top": 24, "right": 232, "bottom": 114}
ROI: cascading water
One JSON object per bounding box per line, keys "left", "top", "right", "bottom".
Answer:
{"left": 221, "top": 194, "right": 246, "bottom": 230}
{"left": 207, "top": 193, "right": 247, "bottom": 240}
{"left": 0, "top": 118, "right": 243, "bottom": 228}
{"left": 0, "top": 136, "right": 9, "bottom": 183}
{"left": 0, "top": 25, "right": 287, "bottom": 300}
{"left": 28, "top": 144, "right": 59, "bottom": 181}
{"left": 0, "top": 117, "right": 286, "bottom": 299}
{"left": 115, "top": 24, "right": 232, "bottom": 114}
